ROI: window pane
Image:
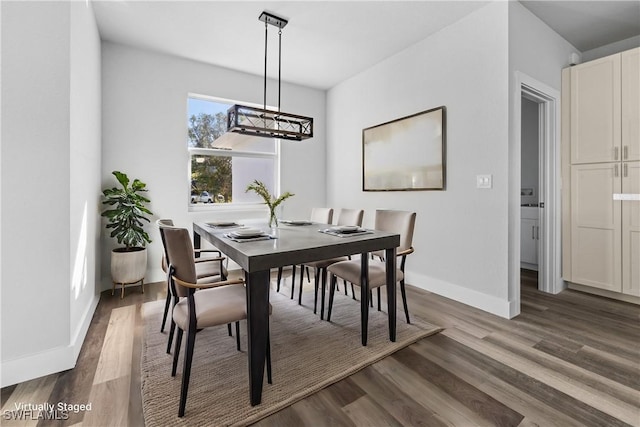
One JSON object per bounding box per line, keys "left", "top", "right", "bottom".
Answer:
{"left": 191, "top": 156, "right": 233, "bottom": 203}
{"left": 231, "top": 157, "right": 276, "bottom": 203}
{"left": 187, "top": 97, "right": 275, "bottom": 153}
{"left": 188, "top": 96, "right": 277, "bottom": 206}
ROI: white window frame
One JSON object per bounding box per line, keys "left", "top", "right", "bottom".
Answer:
{"left": 187, "top": 94, "right": 281, "bottom": 212}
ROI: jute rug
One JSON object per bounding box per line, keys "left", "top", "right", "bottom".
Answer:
{"left": 141, "top": 288, "right": 442, "bottom": 427}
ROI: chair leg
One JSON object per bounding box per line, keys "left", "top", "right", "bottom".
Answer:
{"left": 327, "top": 274, "right": 337, "bottom": 321}
{"left": 160, "top": 292, "right": 171, "bottom": 332}
{"left": 298, "top": 264, "right": 305, "bottom": 305}
{"left": 343, "top": 280, "right": 348, "bottom": 296}
{"left": 166, "top": 296, "right": 179, "bottom": 353}
{"left": 276, "top": 267, "right": 283, "bottom": 292}
{"left": 351, "top": 282, "right": 356, "bottom": 300}
{"left": 171, "top": 327, "right": 183, "bottom": 376}
{"left": 320, "top": 268, "right": 328, "bottom": 320}
{"left": 313, "top": 269, "right": 320, "bottom": 314}
{"left": 290, "top": 265, "right": 296, "bottom": 299}
{"left": 377, "top": 287, "right": 381, "bottom": 311}
{"left": 235, "top": 321, "right": 241, "bottom": 351}
{"left": 167, "top": 319, "right": 176, "bottom": 354}
{"left": 178, "top": 326, "right": 197, "bottom": 417}
{"left": 400, "top": 280, "right": 411, "bottom": 324}
{"left": 227, "top": 323, "right": 232, "bottom": 337}
{"left": 369, "top": 290, "right": 374, "bottom": 307}
{"left": 306, "top": 266, "right": 311, "bottom": 283}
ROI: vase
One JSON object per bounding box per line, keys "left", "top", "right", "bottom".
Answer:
{"left": 269, "top": 209, "right": 278, "bottom": 228}
{"left": 111, "top": 247, "right": 147, "bottom": 299}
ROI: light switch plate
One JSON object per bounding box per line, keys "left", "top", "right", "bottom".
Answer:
{"left": 476, "top": 174, "right": 492, "bottom": 189}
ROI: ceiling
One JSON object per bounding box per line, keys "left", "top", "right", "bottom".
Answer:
{"left": 92, "top": 1, "right": 640, "bottom": 90}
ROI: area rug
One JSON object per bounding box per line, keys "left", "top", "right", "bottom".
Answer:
{"left": 141, "top": 288, "right": 442, "bottom": 427}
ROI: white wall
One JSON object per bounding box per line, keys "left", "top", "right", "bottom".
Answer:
{"left": 327, "top": 2, "right": 512, "bottom": 317}
{"left": 101, "top": 43, "right": 326, "bottom": 287}
{"left": 1, "top": 1, "right": 101, "bottom": 387}
{"left": 69, "top": 1, "right": 102, "bottom": 358}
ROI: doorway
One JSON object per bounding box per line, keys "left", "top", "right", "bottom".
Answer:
{"left": 509, "top": 72, "right": 564, "bottom": 318}
{"left": 520, "top": 96, "right": 542, "bottom": 289}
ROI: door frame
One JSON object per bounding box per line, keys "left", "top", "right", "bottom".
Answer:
{"left": 510, "top": 72, "right": 565, "bottom": 316}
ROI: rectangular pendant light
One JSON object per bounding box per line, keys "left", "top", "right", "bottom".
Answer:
{"left": 214, "top": 11, "right": 313, "bottom": 146}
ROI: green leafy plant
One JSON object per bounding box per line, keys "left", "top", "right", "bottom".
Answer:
{"left": 245, "top": 180, "right": 294, "bottom": 227}
{"left": 101, "top": 171, "right": 153, "bottom": 250}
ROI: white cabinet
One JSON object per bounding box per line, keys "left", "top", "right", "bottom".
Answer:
{"left": 570, "top": 53, "right": 620, "bottom": 164}
{"left": 622, "top": 161, "right": 640, "bottom": 296}
{"left": 570, "top": 163, "right": 621, "bottom": 292}
{"left": 570, "top": 48, "right": 640, "bottom": 164}
{"left": 521, "top": 207, "right": 539, "bottom": 268}
{"left": 563, "top": 47, "right": 640, "bottom": 302}
{"left": 622, "top": 49, "right": 640, "bottom": 162}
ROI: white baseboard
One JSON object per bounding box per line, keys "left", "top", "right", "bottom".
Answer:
{"left": 1, "top": 295, "right": 99, "bottom": 388}
{"left": 405, "top": 270, "right": 514, "bottom": 319}
{"left": 71, "top": 295, "right": 99, "bottom": 360}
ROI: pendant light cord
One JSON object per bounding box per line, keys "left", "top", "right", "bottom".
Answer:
{"left": 278, "top": 28, "right": 282, "bottom": 113}
{"left": 263, "top": 20, "right": 268, "bottom": 112}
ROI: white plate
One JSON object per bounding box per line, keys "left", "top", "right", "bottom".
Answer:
{"left": 281, "top": 220, "right": 313, "bottom": 225}
{"left": 331, "top": 225, "right": 359, "bottom": 232}
{"left": 207, "top": 220, "right": 238, "bottom": 227}
{"left": 231, "top": 228, "right": 265, "bottom": 237}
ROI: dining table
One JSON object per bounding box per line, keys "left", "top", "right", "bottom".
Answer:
{"left": 192, "top": 220, "right": 400, "bottom": 406}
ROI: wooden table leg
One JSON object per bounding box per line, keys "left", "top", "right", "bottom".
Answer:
{"left": 245, "top": 270, "right": 270, "bottom": 406}
{"left": 385, "top": 247, "right": 397, "bottom": 342}
{"left": 360, "top": 253, "right": 369, "bottom": 346}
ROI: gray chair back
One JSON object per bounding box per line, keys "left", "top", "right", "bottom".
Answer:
{"left": 337, "top": 209, "right": 364, "bottom": 227}
{"left": 159, "top": 225, "right": 197, "bottom": 298}
{"left": 311, "top": 207, "right": 333, "bottom": 224}
{"left": 375, "top": 210, "right": 416, "bottom": 253}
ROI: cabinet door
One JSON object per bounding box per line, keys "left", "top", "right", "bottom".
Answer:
{"left": 571, "top": 54, "right": 621, "bottom": 164}
{"left": 521, "top": 218, "right": 538, "bottom": 265}
{"left": 622, "top": 48, "right": 640, "bottom": 162}
{"left": 622, "top": 161, "right": 640, "bottom": 296}
{"left": 571, "top": 163, "right": 622, "bottom": 291}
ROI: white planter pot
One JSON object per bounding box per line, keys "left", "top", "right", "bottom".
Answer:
{"left": 111, "top": 247, "right": 147, "bottom": 298}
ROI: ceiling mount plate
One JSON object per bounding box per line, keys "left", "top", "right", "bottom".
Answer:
{"left": 259, "top": 11, "right": 288, "bottom": 29}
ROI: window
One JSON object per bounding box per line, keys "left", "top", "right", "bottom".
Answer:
{"left": 188, "top": 96, "right": 278, "bottom": 207}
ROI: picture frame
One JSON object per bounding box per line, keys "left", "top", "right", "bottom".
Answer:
{"left": 362, "top": 106, "right": 446, "bottom": 191}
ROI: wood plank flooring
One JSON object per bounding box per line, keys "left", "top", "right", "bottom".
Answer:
{"left": 2, "top": 270, "right": 639, "bottom": 426}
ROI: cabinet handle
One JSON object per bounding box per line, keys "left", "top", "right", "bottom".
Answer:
{"left": 532, "top": 226, "right": 535, "bottom": 240}
{"left": 615, "top": 147, "right": 619, "bottom": 160}
{"left": 615, "top": 164, "right": 619, "bottom": 177}
{"left": 624, "top": 163, "right": 628, "bottom": 177}
{"left": 624, "top": 145, "right": 628, "bottom": 160}
{"left": 536, "top": 226, "right": 539, "bottom": 240}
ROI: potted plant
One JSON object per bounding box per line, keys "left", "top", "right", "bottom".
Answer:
{"left": 245, "top": 180, "right": 294, "bottom": 227}
{"left": 101, "top": 171, "right": 153, "bottom": 298}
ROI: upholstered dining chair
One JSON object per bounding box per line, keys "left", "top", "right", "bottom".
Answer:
{"left": 161, "top": 225, "right": 272, "bottom": 417}
{"left": 326, "top": 210, "right": 416, "bottom": 337}
{"left": 157, "top": 219, "right": 230, "bottom": 353}
{"left": 276, "top": 207, "right": 334, "bottom": 296}
{"left": 298, "top": 208, "right": 364, "bottom": 319}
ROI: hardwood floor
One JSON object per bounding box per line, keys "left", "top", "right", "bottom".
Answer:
{"left": 2, "top": 271, "right": 639, "bottom": 426}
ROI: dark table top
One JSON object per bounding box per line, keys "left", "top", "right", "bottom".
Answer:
{"left": 193, "top": 221, "right": 400, "bottom": 272}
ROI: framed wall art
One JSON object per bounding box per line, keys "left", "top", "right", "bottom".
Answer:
{"left": 362, "top": 106, "right": 446, "bottom": 191}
